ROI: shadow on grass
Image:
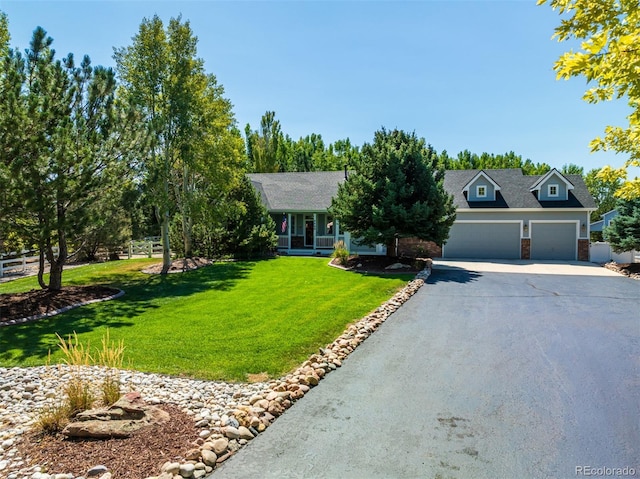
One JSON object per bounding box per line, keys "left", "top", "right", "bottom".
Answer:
{"left": 427, "top": 265, "right": 482, "bottom": 284}
{"left": 0, "top": 260, "right": 256, "bottom": 364}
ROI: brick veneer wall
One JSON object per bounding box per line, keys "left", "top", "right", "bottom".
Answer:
{"left": 521, "top": 239, "right": 530, "bottom": 260}
{"left": 396, "top": 238, "right": 442, "bottom": 258}
{"left": 578, "top": 239, "right": 589, "bottom": 261}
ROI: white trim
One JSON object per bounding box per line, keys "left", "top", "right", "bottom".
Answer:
{"left": 529, "top": 220, "right": 579, "bottom": 261}
{"left": 476, "top": 184, "right": 487, "bottom": 198}
{"left": 547, "top": 184, "right": 559, "bottom": 197}
{"left": 529, "top": 168, "right": 574, "bottom": 192}
{"left": 462, "top": 170, "right": 501, "bottom": 194}
{"left": 456, "top": 207, "right": 595, "bottom": 213}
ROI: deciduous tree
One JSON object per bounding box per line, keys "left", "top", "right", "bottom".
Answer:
{"left": 115, "top": 15, "right": 243, "bottom": 265}
{"left": 539, "top": 0, "right": 640, "bottom": 198}
{"left": 245, "top": 111, "right": 287, "bottom": 172}
{"left": 585, "top": 167, "right": 621, "bottom": 221}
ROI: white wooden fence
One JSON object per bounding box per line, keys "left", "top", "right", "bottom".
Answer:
{"left": 128, "top": 238, "right": 164, "bottom": 259}
{"left": 0, "top": 248, "right": 58, "bottom": 278}
{"left": 590, "top": 242, "right": 640, "bottom": 264}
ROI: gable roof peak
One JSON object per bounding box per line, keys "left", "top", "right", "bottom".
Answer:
{"left": 529, "top": 168, "right": 575, "bottom": 191}
{"left": 461, "top": 169, "right": 502, "bottom": 193}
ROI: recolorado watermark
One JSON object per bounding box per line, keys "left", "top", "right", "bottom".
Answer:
{"left": 576, "top": 466, "right": 637, "bottom": 477}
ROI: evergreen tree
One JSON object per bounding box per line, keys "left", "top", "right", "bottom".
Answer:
{"left": 0, "top": 28, "right": 141, "bottom": 289}
{"left": 330, "top": 128, "right": 456, "bottom": 253}
{"left": 604, "top": 198, "right": 640, "bottom": 253}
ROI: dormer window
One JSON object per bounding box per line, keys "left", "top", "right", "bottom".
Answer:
{"left": 462, "top": 170, "right": 500, "bottom": 202}
{"left": 548, "top": 184, "right": 559, "bottom": 197}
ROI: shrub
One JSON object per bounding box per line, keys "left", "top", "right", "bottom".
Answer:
{"left": 332, "top": 240, "right": 350, "bottom": 266}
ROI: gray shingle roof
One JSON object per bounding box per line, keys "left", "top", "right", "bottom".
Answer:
{"left": 443, "top": 169, "right": 596, "bottom": 209}
{"left": 248, "top": 171, "right": 346, "bottom": 212}
{"left": 249, "top": 169, "right": 596, "bottom": 212}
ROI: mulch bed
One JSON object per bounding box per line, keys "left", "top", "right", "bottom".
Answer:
{"left": 332, "top": 255, "right": 427, "bottom": 274}
{"left": 141, "top": 257, "right": 213, "bottom": 274}
{"left": 0, "top": 285, "right": 120, "bottom": 325}
{"left": 18, "top": 404, "right": 198, "bottom": 479}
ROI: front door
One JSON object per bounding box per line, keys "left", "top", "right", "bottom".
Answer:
{"left": 305, "top": 218, "right": 314, "bottom": 247}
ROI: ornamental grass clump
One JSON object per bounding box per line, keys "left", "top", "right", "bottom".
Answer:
{"left": 57, "top": 332, "right": 95, "bottom": 414}
{"left": 97, "top": 329, "right": 125, "bottom": 406}
{"left": 332, "top": 240, "right": 350, "bottom": 266}
{"left": 35, "top": 331, "right": 127, "bottom": 434}
{"left": 34, "top": 403, "right": 71, "bottom": 434}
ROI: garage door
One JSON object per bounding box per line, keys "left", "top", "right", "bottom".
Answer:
{"left": 530, "top": 222, "right": 576, "bottom": 260}
{"left": 443, "top": 222, "right": 521, "bottom": 259}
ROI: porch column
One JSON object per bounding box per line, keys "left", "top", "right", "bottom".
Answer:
{"left": 335, "top": 219, "right": 340, "bottom": 243}
{"left": 313, "top": 213, "right": 317, "bottom": 252}
{"left": 287, "top": 213, "right": 292, "bottom": 251}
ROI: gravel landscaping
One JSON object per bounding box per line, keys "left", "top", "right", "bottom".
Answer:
{"left": 0, "top": 263, "right": 431, "bottom": 479}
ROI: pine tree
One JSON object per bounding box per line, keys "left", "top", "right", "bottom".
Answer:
{"left": 603, "top": 198, "right": 640, "bottom": 253}
{"left": 0, "top": 28, "right": 141, "bottom": 289}
{"left": 330, "top": 128, "right": 456, "bottom": 254}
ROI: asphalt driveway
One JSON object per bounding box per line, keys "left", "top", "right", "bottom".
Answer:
{"left": 213, "top": 261, "right": 640, "bottom": 479}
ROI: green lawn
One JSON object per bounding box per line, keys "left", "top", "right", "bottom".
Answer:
{"left": 0, "top": 257, "right": 412, "bottom": 381}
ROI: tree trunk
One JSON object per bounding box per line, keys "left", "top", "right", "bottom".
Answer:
{"left": 37, "top": 248, "right": 47, "bottom": 290}
{"left": 180, "top": 163, "right": 193, "bottom": 259}
{"left": 386, "top": 238, "right": 399, "bottom": 258}
{"left": 161, "top": 209, "right": 171, "bottom": 274}
{"left": 47, "top": 226, "right": 68, "bottom": 291}
{"left": 48, "top": 258, "right": 64, "bottom": 291}
{"left": 182, "top": 213, "right": 193, "bottom": 259}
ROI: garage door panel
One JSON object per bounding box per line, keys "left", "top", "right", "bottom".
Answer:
{"left": 444, "top": 223, "right": 520, "bottom": 259}
{"left": 530, "top": 223, "right": 576, "bottom": 260}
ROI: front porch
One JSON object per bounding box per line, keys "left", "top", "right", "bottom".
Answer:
{"left": 273, "top": 212, "right": 342, "bottom": 255}
{"left": 272, "top": 212, "right": 385, "bottom": 256}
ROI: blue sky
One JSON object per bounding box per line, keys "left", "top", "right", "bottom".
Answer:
{"left": 0, "top": 0, "right": 635, "bottom": 174}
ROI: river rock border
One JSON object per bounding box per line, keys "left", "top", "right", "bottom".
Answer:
{"left": 152, "top": 261, "right": 432, "bottom": 479}
{"left": 0, "top": 261, "right": 431, "bottom": 479}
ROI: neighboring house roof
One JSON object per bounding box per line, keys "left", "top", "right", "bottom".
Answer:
{"left": 248, "top": 171, "right": 346, "bottom": 212}
{"left": 444, "top": 168, "right": 596, "bottom": 210}
{"left": 590, "top": 209, "right": 618, "bottom": 231}
{"left": 590, "top": 220, "right": 605, "bottom": 232}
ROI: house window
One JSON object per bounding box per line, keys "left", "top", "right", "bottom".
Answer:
{"left": 476, "top": 185, "right": 487, "bottom": 198}
{"left": 548, "top": 184, "right": 559, "bottom": 197}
